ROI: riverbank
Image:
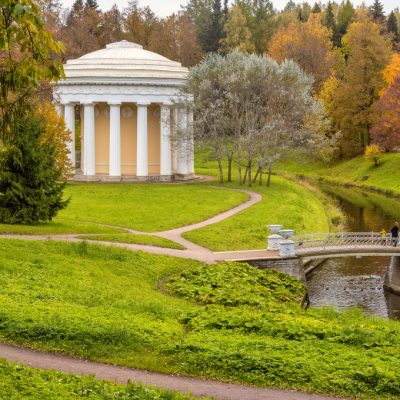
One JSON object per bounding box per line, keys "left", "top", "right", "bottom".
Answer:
{"left": 276, "top": 153, "right": 400, "bottom": 197}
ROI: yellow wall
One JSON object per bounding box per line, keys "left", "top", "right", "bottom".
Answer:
{"left": 80, "top": 103, "right": 161, "bottom": 176}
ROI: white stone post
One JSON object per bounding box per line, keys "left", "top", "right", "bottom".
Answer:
{"left": 64, "top": 103, "right": 76, "bottom": 169}
{"left": 160, "top": 104, "right": 172, "bottom": 176}
{"left": 137, "top": 102, "right": 149, "bottom": 177}
{"left": 109, "top": 102, "right": 121, "bottom": 176}
{"left": 279, "top": 240, "right": 296, "bottom": 257}
{"left": 176, "top": 107, "right": 189, "bottom": 175}
{"left": 83, "top": 102, "right": 95, "bottom": 176}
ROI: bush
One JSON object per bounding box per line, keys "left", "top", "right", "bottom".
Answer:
{"left": 364, "top": 145, "right": 383, "bottom": 167}
{"left": 0, "top": 110, "right": 69, "bottom": 224}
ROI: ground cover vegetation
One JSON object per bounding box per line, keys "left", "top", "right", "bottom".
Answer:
{"left": 1, "top": 239, "right": 400, "bottom": 399}
{"left": 0, "top": 359, "right": 201, "bottom": 400}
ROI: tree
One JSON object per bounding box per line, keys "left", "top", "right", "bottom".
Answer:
{"left": 84, "top": 0, "right": 98, "bottom": 11}
{"left": 0, "top": 0, "right": 64, "bottom": 142}
{"left": 325, "top": 21, "right": 392, "bottom": 156}
{"left": 0, "top": 109, "right": 69, "bottom": 224}
{"left": 383, "top": 53, "right": 400, "bottom": 86}
{"left": 335, "top": 0, "right": 355, "bottom": 47}
{"left": 181, "top": 52, "right": 330, "bottom": 186}
{"left": 312, "top": 2, "right": 321, "bottom": 13}
{"left": 387, "top": 11, "right": 400, "bottom": 47}
{"left": 364, "top": 144, "right": 383, "bottom": 166}
{"left": 268, "top": 14, "right": 335, "bottom": 91}
{"left": 370, "top": 76, "right": 400, "bottom": 151}
{"left": 221, "top": 5, "right": 255, "bottom": 53}
{"left": 369, "top": 0, "right": 385, "bottom": 24}
{"left": 209, "top": 0, "right": 224, "bottom": 52}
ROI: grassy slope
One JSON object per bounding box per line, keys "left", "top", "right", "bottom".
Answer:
{"left": 0, "top": 184, "right": 247, "bottom": 235}
{"left": 276, "top": 153, "right": 400, "bottom": 196}
{"left": 1, "top": 240, "right": 400, "bottom": 399}
{"left": 0, "top": 360, "right": 200, "bottom": 400}
{"left": 185, "top": 156, "right": 339, "bottom": 251}
{"left": 78, "top": 233, "right": 185, "bottom": 249}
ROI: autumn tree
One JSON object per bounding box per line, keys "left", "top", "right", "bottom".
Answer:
{"left": 221, "top": 5, "right": 255, "bottom": 53}
{"left": 383, "top": 53, "right": 400, "bottom": 85}
{"left": 322, "top": 21, "right": 392, "bottom": 156}
{"left": 370, "top": 75, "right": 400, "bottom": 151}
{"left": 268, "top": 13, "right": 334, "bottom": 91}
{"left": 335, "top": 0, "right": 355, "bottom": 46}
{"left": 98, "top": 4, "right": 125, "bottom": 48}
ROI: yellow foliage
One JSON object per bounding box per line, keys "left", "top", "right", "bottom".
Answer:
{"left": 364, "top": 144, "right": 383, "bottom": 166}
{"left": 36, "top": 102, "right": 73, "bottom": 181}
{"left": 383, "top": 53, "right": 400, "bottom": 86}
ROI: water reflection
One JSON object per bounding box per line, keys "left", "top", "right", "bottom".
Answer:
{"left": 306, "top": 185, "right": 400, "bottom": 320}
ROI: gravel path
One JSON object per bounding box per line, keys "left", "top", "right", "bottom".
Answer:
{"left": 0, "top": 344, "right": 345, "bottom": 400}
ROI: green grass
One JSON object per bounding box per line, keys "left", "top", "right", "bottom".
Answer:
{"left": 184, "top": 154, "right": 340, "bottom": 251}
{"left": 0, "top": 183, "right": 248, "bottom": 236}
{"left": 1, "top": 239, "right": 400, "bottom": 399}
{"left": 77, "top": 234, "right": 185, "bottom": 249}
{"left": 0, "top": 359, "right": 200, "bottom": 400}
{"left": 276, "top": 153, "right": 400, "bottom": 197}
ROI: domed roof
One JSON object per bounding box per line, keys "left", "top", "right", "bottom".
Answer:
{"left": 62, "top": 40, "right": 188, "bottom": 83}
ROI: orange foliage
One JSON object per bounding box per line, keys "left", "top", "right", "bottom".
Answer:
{"left": 383, "top": 53, "right": 400, "bottom": 86}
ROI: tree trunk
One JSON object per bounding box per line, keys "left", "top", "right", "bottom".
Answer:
{"left": 227, "top": 156, "right": 232, "bottom": 182}
{"left": 238, "top": 152, "right": 242, "bottom": 185}
{"left": 243, "top": 164, "right": 248, "bottom": 184}
{"left": 259, "top": 166, "right": 263, "bottom": 185}
{"left": 247, "top": 163, "right": 252, "bottom": 187}
{"left": 253, "top": 167, "right": 259, "bottom": 183}
{"left": 217, "top": 159, "right": 224, "bottom": 183}
{"left": 267, "top": 164, "right": 272, "bottom": 187}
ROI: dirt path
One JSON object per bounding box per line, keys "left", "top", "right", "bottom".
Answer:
{"left": 0, "top": 343, "right": 345, "bottom": 400}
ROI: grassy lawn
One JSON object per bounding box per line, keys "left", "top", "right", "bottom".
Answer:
{"left": 0, "top": 359, "right": 199, "bottom": 400}
{"left": 0, "top": 183, "right": 248, "bottom": 235}
{"left": 78, "top": 233, "right": 185, "bottom": 249}
{"left": 1, "top": 239, "right": 400, "bottom": 399}
{"left": 186, "top": 155, "right": 342, "bottom": 251}
{"left": 276, "top": 153, "right": 400, "bottom": 196}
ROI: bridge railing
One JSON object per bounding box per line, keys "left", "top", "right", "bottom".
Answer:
{"left": 292, "top": 232, "right": 395, "bottom": 250}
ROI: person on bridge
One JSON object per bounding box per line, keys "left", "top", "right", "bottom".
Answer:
{"left": 391, "top": 222, "right": 399, "bottom": 247}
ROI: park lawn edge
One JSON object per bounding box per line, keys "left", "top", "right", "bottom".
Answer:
{"left": 77, "top": 233, "right": 185, "bottom": 249}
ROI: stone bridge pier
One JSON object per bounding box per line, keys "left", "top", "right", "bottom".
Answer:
{"left": 384, "top": 256, "right": 400, "bottom": 295}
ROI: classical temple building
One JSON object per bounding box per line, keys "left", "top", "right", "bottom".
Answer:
{"left": 54, "top": 40, "right": 194, "bottom": 181}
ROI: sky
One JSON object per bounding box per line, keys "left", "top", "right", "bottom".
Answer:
{"left": 60, "top": 0, "right": 399, "bottom": 17}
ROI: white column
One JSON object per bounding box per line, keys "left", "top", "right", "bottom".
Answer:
{"left": 109, "top": 102, "right": 121, "bottom": 176}
{"left": 136, "top": 102, "right": 149, "bottom": 177}
{"left": 187, "top": 109, "right": 194, "bottom": 175}
{"left": 64, "top": 103, "right": 76, "bottom": 169}
{"left": 83, "top": 102, "right": 95, "bottom": 176}
{"left": 55, "top": 103, "right": 63, "bottom": 117}
{"left": 177, "top": 107, "right": 189, "bottom": 175}
{"left": 160, "top": 104, "right": 172, "bottom": 176}
{"left": 172, "top": 107, "right": 178, "bottom": 172}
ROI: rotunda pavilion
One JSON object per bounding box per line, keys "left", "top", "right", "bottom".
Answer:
{"left": 53, "top": 40, "right": 194, "bottom": 181}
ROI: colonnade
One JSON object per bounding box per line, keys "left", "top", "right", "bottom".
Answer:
{"left": 57, "top": 101, "right": 194, "bottom": 178}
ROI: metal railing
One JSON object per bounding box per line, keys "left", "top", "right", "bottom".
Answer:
{"left": 292, "top": 232, "right": 396, "bottom": 250}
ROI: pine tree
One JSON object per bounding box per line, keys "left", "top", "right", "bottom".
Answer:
{"left": 369, "top": 0, "right": 385, "bottom": 23}
{"left": 387, "top": 11, "right": 400, "bottom": 45}
{"left": 0, "top": 111, "right": 69, "bottom": 225}
{"left": 324, "top": 2, "right": 335, "bottom": 31}
{"left": 66, "top": 0, "right": 84, "bottom": 26}
{"left": 335, "top": 0, "right": 355, "bottom": 47}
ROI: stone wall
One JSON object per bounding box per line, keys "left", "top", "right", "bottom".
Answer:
{"left": 384, "top": 256, "right": 400, "bottom": 295}
{"left": 239, "top": 257, "right": 306, "bottom": 282}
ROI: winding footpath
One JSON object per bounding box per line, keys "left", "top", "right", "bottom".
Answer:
{"left": 0, "top": 186, "right": 346, "bottom": 400}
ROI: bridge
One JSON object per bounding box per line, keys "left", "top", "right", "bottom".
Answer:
{"left": 292, "top": 232, "right": 400, "bottom": 260}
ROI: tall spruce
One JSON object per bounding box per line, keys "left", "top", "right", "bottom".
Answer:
{"left": 387, "top": 11, "right": 400, "bottom": 46}
{"left": 85, "top": 0, "right": 99, "bottom": 11}
{"left": 335, "top": 0, "right": 355, "bottom": 46}
{"left": 312, "top": 2, "right": 321, "bottom": 13}
{"left": 324, "top": 2, "right": 335, "bottom": 31}
{"left": 369, "top": 0, "right": 385, "bottom": 23}
{"left": 208, "top": 0, "right": 224, "bottom": 52}
{"left": 0, "top": 110, "right": 69, "bottom": 224}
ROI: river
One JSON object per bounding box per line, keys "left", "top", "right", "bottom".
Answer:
{"left": 306, "top": 184, "right": 400, "bottom": 320}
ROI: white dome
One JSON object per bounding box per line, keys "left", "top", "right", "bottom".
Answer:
{"left": 62, "top": 40, "right": 188, "bottom": 83}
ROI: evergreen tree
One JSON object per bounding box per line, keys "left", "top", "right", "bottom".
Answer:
{"left": 284, "top": 0, "right": 296, "bottom": 12}
{"left": 369, "top": 0, "right": 385, "bottom": 23}
{"left": 312, "top": 2, "right": 321, "bottom": 13}
{"left": 335, "top": 0, "right": 355, "bottom": 47}
{"left": 0, "top": 111, "right": 69, "bottom": 225}
{"left": 208, "top": 0, "right": 224, "bottom": 52}
{"left": 387, "top": 11, "right": 400, "bottom": 45}
{"left": 85, "top": 0, "right": 99, "bottom": 11}
{"left": 324, "top": 1, "right": 335, "bottom": 31}
{"left": 66, "top": 0, "right": 84, "bottom": 26}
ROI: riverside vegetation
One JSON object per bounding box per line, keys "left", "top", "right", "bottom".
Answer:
{"left": 1, "top": 239, "right": 400, "bottom": 399}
